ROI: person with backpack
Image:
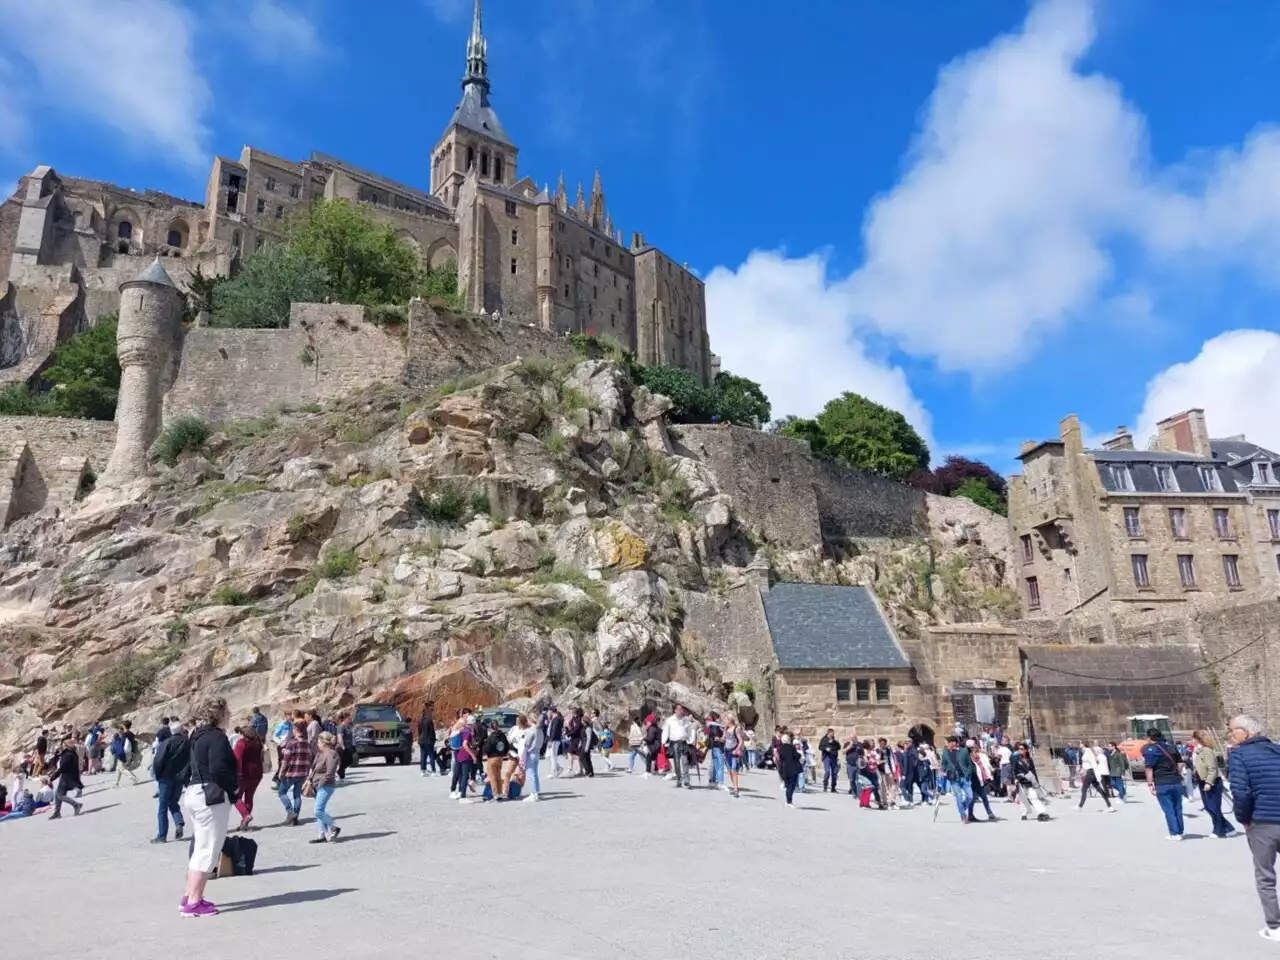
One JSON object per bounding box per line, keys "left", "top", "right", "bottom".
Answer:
{"left": 723, "top": 716, "right": 744, "bottom": 798}
{"left": 776, "top": 733, "right": 802, "bottom": 809}
{"left": 1228, "top": 714, "right": 1280, "bottom": 942}
{"left": 47, "top": 737, "right": 83, "bottom": 819}
{"left": 481, "top": 720, "right": 512, "bottom": 800}
{"left": 418, "top": 703, "right": 438, "bottom": 777}
{"left": 150, "top": 722, "right": 189, "bottom": 843}
{"left": 592, "top": 710, "right": 615, "bottom": 772}
{"left": 85, "top": 725, "right": 104, "bottom": 774}
{"left": 112, "top": 722, "right": 141, "bottom": 787}
{"left": 178, "top": 697, "right": 238, "bottom": 919}
{"left": 1106, "top": 741, "right": 1129, "bottom": 801}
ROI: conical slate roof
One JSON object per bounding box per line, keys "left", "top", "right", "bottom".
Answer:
{"left": 126, "top": 258, "right": 178, "bottom": 289}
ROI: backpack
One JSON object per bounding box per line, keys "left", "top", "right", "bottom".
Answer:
{"left": 490, "top": 732, "right": 510, "bottom": 756}
{"left": 449, "top": 731, "right": 463, "bottom": 750}
{"left": 110, "top": 735, "right": 125, "bottom": 760}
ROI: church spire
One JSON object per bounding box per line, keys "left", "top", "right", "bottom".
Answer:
{"left": 589, "top": 169, "right": 605, "bottom": 229}
{"left": 463, "top": 0, "right": 488, "bottom": 91}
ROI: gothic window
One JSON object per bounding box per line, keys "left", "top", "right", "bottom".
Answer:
{"left": 480, "top": 151, "right": 490, "bottom": 177}
{"left": 275, "top": 205, "right": 284, "bottom": 220}
{"left": 116, "top": 221, "right": 133, "bottom": 240}
{"left": 593, "top": 263, "right": 598, "bottom": 277}
{"left": 467, "top": 146, "right": 475, "bottom": 170}
{"left": 167, "top": 229, "right": 183, "bottom": 247}
{"left": 494, "top": 155, "right": 504, "bottom": 183}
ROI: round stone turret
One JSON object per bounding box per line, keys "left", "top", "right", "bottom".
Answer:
{"left": 100, "top": 259, "right": 184, "bottom": 486}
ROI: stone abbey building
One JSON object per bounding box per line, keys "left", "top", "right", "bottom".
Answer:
{"left": 0, "top": 0, "right": 712, "bottom": 386}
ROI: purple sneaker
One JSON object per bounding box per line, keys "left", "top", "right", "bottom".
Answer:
{"left": 180, "top": 899, "right": 218, "bottom": 918}
{"left": 178, "top": 896, "right": 188, "bottom": 914}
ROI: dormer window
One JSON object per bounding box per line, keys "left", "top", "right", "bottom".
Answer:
{"left": 1107, "top": 465, "right": 1135, "bottom": 492}
{"left": 1253, "top": 462, "right": 1278, "bottom": 485}
{"left": 1155, "top": 465, "right": 1179, "bottom": 492}
{"left": 1199, "top": 466, "right": 1223, "bottom": 492}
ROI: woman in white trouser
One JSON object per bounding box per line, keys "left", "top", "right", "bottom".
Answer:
{"left": 1013, "top": 742, "right": 1050, "bottom": 822}
{"left": 178, "top": 697, "right": 238, "bottom": 918}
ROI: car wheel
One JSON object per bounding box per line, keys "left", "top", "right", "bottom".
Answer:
{"left": 385, "top": 755, "right": 395, "bottom": 765}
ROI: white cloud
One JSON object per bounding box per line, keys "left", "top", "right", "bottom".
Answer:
{"left": 0, "top": 57, "right": 27, "bottom": 154}
{"left": 0, "top": 0, "right": 211, "bottom": 167}
{"left": 705, "top": 250, "right": 935, "bottom": 450}
{"left": 424, "top": 0, "right": 469, "bottom": 23}
{"left": 1134, "top": 330, "right": 1280, "bottom": 452}
{"left": 245, "top": 0, "right": 324, "bottom": 66}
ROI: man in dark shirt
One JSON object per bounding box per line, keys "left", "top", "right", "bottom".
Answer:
{"left": 819, "top": 728, "right": 841, "bottom": 793}
{"left": 418, "top": 704, "right": 437, "bottom": 777}
{"left": 547, "top": 708, "right": 565, "bottom": 778}
{"left": 150, "top": 725, "right": 188, "bottom": 843}
{"left": 941, "top": 736, "right": 975, "bottom": 823}
{"left": 47, "top": 738, "right": 83, "bottom": 819}
{"left": 1143, "top": 728, "right": 1185, "bottom": 840}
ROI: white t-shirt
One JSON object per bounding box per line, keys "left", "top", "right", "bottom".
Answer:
{"left": 663, "top": 715, "right": 690, "bottom": 744}
{"left": 997, "top": 745, "right": 1012, "bottom": 766}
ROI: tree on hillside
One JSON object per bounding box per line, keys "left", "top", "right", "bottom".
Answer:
{"left": 421, "top": 259, "right": 463, "bottom": 311}
{"left": 711, "top": 372, "right": 771, "bottom": 428}
{"left": 951, "top": 476, "right": 1007, "bottom": 515}
{"left": 638, "top": 364, "right": 713, "bottom": 423}
{"left": 780, "top": 391, "right": 930, "bottom": 481}
{"left": 287, "top": 199, "right": 421, "bottom": 307}
{"left": 209, "top": 245, "right": 332, "bottom": 329}
{"left": 0, "top": 315, "right": 121, "bottom": 420}
{"left": 908, "top": 454, "right": 1008, "bottom": 514}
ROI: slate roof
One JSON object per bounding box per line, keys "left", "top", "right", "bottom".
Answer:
{"left": 762, "top": 583, "right": 909, "bottom": 670}
{"left": 127, "top": 258, "right": 177, "bottom": 289}
{"left": 448, "top": 83, "right": 513, "bottom": 146}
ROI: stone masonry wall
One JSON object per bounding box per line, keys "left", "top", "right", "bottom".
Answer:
{"left": 402, "top": 298, "right": 576, "bottom": 391}
{"left": 0, "top": 416, "right": 116, "bottom": 524}
{"left": 673, "top": 425, "right": 928, "bottom": 549}
{"left": 904, "top": 624, "right": 1027, "bottom": 735}
{"left": 163, "top": 303, "right": 406, "bottom": 424}
{"left": 679, "top": 584, "right": 776, "bottom": 730}
{"left": 776, "top": 667, "right": 931, "bottom": 741}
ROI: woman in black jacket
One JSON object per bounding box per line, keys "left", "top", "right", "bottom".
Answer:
{"left": 47, "top": 738, "right": 84, "bottom": 818}
{"left": 777, "top": 734, "right": 803, "bottom": 808}
{"left": 179, "top": 697, "right": 238, "bottom": 918}
{"left": 643, "top": 714, "right": 662, "bottom": 776}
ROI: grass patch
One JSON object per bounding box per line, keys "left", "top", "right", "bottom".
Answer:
{"left": 53, "top": 663, "right": 88, "bottom": 684}
{"left": 417, "top": 481, "right": 469, "bottom": 524}
{"left": 536, "top": 549, "right": 557, "bottom": 572}
{"left": 224, "top": 417, "right": 277, "bottom": 443}
{"left": 530, "top": 564, "right": 608, "bottom": 606}
{"left": 294, "top": 572, "right": 319, "bottom": 598}
{"left": 211, "top": 584, "right": 250, "bottom": 607}
{"left": 164, "top": 618, "right": 190, "bottom": 643}
{"left": 317, "top": 549, "right": 359, "bottom": 580}
{"left": 89, "top": 645, "right": 183, "bottom": 704}
{"left": 536, "top": 599, "right": 604, "bottom": 633}
{"left": 516, "top": 355, "right": 560, "bottom": 385}
{"left": 468, "top": 488, "right": 491, "bottom": 517}
{"left": 302, "top": 402, "right": 324, "bottom": 414}
{"left": 155, "top": 416, "right": 210, "bottom": 466}
{"left": 544, "top": 432, "right": 569, "bottom": 456}
{"left": 339, "top": 420, "right": 376, "bottom": 444}
{"left": 368, "top": 580, "right": 387, "bottom": 603}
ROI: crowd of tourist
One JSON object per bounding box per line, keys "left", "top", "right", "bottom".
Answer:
{"left": 10, "top": 700, "right": 1280, "bottom": 938}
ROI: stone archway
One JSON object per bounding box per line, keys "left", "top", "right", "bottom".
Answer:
{"left": 426, "top": 238, "right": 456, "bottom": 269}
{"left": 165, "top": 218, "right": 190, "bottom": 252}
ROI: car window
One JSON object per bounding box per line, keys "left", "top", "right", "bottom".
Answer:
{"left": 355, "top": 706, "right": 402, "bottom": 723}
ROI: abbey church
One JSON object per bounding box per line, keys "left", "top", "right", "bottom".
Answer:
{"left": 0, "top": 0, "right": 713, "bottom": 385}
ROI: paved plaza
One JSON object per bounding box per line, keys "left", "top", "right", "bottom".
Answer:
{"left": 2, "top": 760, "right": 1275, "bottom": 959}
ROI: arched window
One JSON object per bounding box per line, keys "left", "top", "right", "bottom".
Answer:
{"left": 494, "top": 155, "right": 504, "bottom": 183}
{"left": 167, "top": 229, "right": 183, "bottom": 248}
{"left": 480, "top": 150, "right": 490, "bottom": 177}
{"left": 117, "top": 221, "right": 133, "bottom": 240}
{"left": 467, "top": 146, "right": 475, "bottom": 170}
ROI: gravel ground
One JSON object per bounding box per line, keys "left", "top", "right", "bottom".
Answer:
{"left": 1, "top": 758, "right": 1273, "bottom": 959}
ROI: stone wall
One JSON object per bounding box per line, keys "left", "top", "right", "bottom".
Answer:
{"left": 402, "top": 298, "right": 576, "bottom": 391}
{"left": 0, "top": 269, "right": 86, "bottom": 387}
{"left": 0, "top": 416, "right": 115, "bottom": 524}
{"left": 775, "top": 667, "right": 931, "bottom": 741}
{"left": 163, "top": 303, "right": 406, "bottom": 424}
{"left": 904, "top": 624, "right": 1026, "bottom": 734}
{"left": 673, "top": 425, "right": 928, "bottom": 549}
{"left": 679, "top": 584, "right": 776, "bottom": 729}
{"left": 1024, "top": 643, "right": 1220, "bottom": 742}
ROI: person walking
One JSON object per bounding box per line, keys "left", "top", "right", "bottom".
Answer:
{"left": 819, "top": 728, "right": 841, "bottom": 794}
{"left": 150, "top": 721, "right": 189, "bottom": 842}
{"left": 777, "top": 734, "right": 802, "bottom": 809}
{"left": 1191, "top": 729, "right": 1236, "bottom": 839}
{"left": 1078, "top": 741, "right": 1115, "bottom": 812}
{"left": 744, "top": 727, "right": 758, "bottom": 770}
{"left": 1143, "top": 726, "right": 1186, "bottom": 840}
{"left": 968, "top": 743, "right": 1000, "bottom": 822}
{"left": 1228, "top": 714, "right": 1280, "bottom": 942}
{"left": 451, "top": 712, "right": 479, "bottom": 801}
{"left": 306, "top": 710, "right": 322, "bottom": 751}
{"left": 663, "top": 705, "right": 693, "bottom": 788}
{"left": 112, "top": 722, "right": 141, "bottom": 787}
{"left": 276, "top": 721, "right": 312, "bottom": 826}
{"left": 335, "top": 711, "right": 353, "bottom": 781}
{"left": 306, "top": 732, "right": 341, "bottom": 843}
{"left": 1063, "top": 740, "right": 1081, "bottom": 789}
{"left": 1012, "top": 742, "right": 1050, "bottom": 821}
{"left": 515, "top": 714, "right": 543, "bottom": 801}
{"left": 941, "top": 736, "right": 975, "bottom": 823}
{"left": 418, "top": 704, "right": 437, "bottom": 777}
{"left": 724, "top": 716, "right": 744, "bottom": 798}
{"left": 627, "top": 715, "right": 645, "bottom": 774}
{"left": 33, "top": 730, "right": 48, "bottom": 776}
{"left": 46, "top": 737, "right": 84, "bottom": 819}
{"left": 178, "top": 697, "right": 237, "bottom": 919}
{"left": 643, "top": 713, "right": 661, "bottom": 778}
{"left": 232, "top": 719, "right": 264, "bottom": 832}
{"left": 1106, "top": 742, "right": 1129, "bottom": 801}
{"left": 705, "top": 712, "right": 726, "bottom": 789}
{"left": 546, "top": 707, "right": 565, "bottom": 778}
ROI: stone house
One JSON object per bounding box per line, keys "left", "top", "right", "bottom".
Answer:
{"left": 1008, "top": 408, "right": 1275, "bottom": 627}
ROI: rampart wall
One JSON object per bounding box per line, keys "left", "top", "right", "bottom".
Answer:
{"left": 0, "top": 416, "right": 116, "bottom": 524}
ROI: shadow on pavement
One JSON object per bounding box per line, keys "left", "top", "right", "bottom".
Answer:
{"left": 334, "top": 830, "right": 396, "bottom": 842}
{"left": 535, "top": 793, "right": 580, "bottom": 802}
{"left": 252, "top": 864, "right": 319, "bottom": 875}
{"left": 218, "top": 888, "right": 357, "bottom": 912}
{"left": 79, "top": 804, "right": 121, "bottom": 816}
{"left": 332, "top": 812, "right": 365, "bottom": 821}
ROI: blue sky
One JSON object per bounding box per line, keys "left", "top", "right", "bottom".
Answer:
{"left": 4, "top": 0, "right": 1280, "bottom": 472}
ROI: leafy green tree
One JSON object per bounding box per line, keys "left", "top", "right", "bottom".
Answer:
{"left": 952, "top": 476, "right": 1007, "bottom": 515}
{"left": 781, "top": 392, "right": 929, "bottom": 481}
{"left": 210, "top": 244, "right": 331, "bottom": 329}
{"left": 711, "top": 372, "right": 771, "bottom": 428}
{"left": 637, "top": 364, "right": 714, "bottom": 422}
{"left": 0, "top": 384, "right": 52, "bottom": 415}
{"left": 42, "top": 314, "right": 121, "bottom": 420}
{"left": 287, "top": 199, "right": 420, "bottom": 307}
{"left": 420, "top": 259, "right": 463, "bottom": 311}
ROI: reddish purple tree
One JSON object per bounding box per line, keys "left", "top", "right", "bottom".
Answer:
{"left": 930, "top": 455, "right": 1008, "bottom": 498}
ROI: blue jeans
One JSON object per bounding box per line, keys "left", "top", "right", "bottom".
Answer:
{"left": 277, "top": 777, "right": 303, "bottom": 816}
{"left": 313, "top": 784, "right": 335, "bottom": 835}
{"left": 1201, "top": 779, "right": 1236, "bottom": 837}
{"left": 746, "top": 749, "right": 757, "bottom": 769}
{"left": 155, "top": 777, "right": 185, "bottom": 839}
{"left": 419, "top": 742, "right": 436, "bottom": 772}
{"left": 710, "top": 747, "right": 724, "bottom": 785}
{"left": 628, "top": 747, "right": 641, "bottom": 772}
{"left": 823, "top": 755, "right": 839, "bottom": 791}
{"left": 1155, "top": 782, "right": 1184, "bottom": 835}
{"left": 846, "top": 760, "right": 858, "bottom": 794}
{"left": 951, "top": 779, "right": 974, "bottom": 820}
{"left": 525, "top": 757, "right": 541, "bottom": 796}
{"left": 1109, "top": 774, "right": 1127, "bottom": 800}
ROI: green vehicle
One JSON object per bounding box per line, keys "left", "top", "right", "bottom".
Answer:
{"left": 351, "top": 703, "right": 413, "bottom": 765}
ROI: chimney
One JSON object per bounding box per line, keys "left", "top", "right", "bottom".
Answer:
{"left": 1059, "top": 414, "right": 1084, "bottom": 453}
{"left": 1101, "top": 426, "right": 1134, "bottom": 451}
{"left": 1156, "top": 409, "right": 1212, "bottom": 458}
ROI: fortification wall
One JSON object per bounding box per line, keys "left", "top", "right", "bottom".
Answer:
{"left": 163, "top": 303, "right": 406, "bottom": 424}
{"left": 0, "top": 272, "right": 86, "bottom": 387}
{"left": 673, "top": 425, "right": 928, "bottom": 548}
{"left": 679, "top": 584, "right": 776, "bottom": 729}
{"left": 402, "top": 299, "right": 576, "bottom": 391}
{"left": 0, "top": 417, "right": 115, "bottom": 524}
